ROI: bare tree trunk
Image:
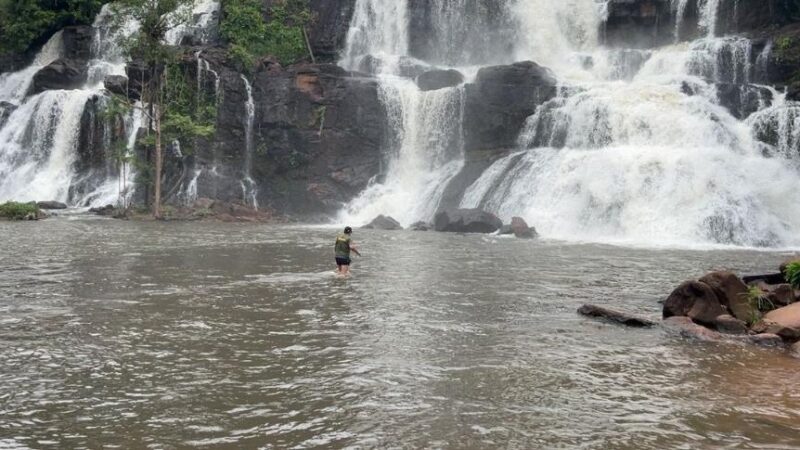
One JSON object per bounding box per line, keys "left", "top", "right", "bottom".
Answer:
{"left": 303, "top": 27, "right": 316, "bottom": 64}
{"left": 153, "top": 107, "right": 163, "bottom": 219}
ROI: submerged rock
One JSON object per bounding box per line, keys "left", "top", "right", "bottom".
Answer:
{"left": 410, "top": 221, "right": 432, "bottom": 231}
{"left": 578, "top": 304, "right": 656, "bottom": 327}
{"left": 713, "top": 314, "right": 748, "bottom": 335}
{"left": 434, "top": 208, "right": 502, "bottom": 233}
{"left": 89, "top": 204, "right": 115, "bottom": 216}
{"left": 363, "top": 215, "right": 403, "bottom": 230}
{"left": 663, "top": 316, "right": 722, "bottom": 341}
{"left": 36, "top": 201, "right": 67, "bottom": 210}
{"left": 417, "top": 69, "right": 464, "bottom": 91}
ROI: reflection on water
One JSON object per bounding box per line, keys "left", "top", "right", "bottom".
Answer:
{"left": 1, "top": 218, "right": 799, "bottom": 448}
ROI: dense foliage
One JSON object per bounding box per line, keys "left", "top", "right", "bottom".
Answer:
{"left": 220, "top": 0, "right": 311, "bottom": 69}
{"left": 0, "top": 0, "right": 108, "bottom": 55}
{"left": 786, "top": 262, "right": 800, "bottom": 289}
{"left": 0, "top": 201, "right": 39, "bottom": 220}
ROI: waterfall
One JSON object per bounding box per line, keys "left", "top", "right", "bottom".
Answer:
{"left": 164, "top": 0, "right": 220, "bottom": 46}
{"left": 339, "top": 0, "right": 472, "bottom": 226}
{"left": 0, "top": 7, "right": 142, "bottom": 207}
{"left": 240, "top": 75, "right": 258, "bottom": 209}
{"left": 339, "top": 0, "right": 800, "bottom": 247}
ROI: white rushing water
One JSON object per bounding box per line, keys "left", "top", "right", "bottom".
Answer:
{"left": 0, "top": 1, "right": 221, "bottom": 208}
{"left": 339, "top": 0, "right": 800, "bottom": 247}
{"left": 240, "top": 75, "right": 258, "bottom": 209}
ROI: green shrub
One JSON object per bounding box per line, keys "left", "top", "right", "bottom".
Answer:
{"left": 0, "top": 0, "right": 109, "bottom": 55}
{"left": 0, "top": 201, "right": 40, "bottom": 220}
{"left": 743, "top": 285, "right": 774, "bottom": 325}
{"left": 220, "top": 0, "right": 311, "bottom": 69}
{"left": 786, "top": 262, "right": 800, "bottom": 289}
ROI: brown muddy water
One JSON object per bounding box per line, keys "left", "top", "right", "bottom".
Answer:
{"left": 1, "top": 217, "right": 799, "bottom": 449}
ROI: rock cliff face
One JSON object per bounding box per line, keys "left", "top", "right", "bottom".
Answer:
{"left": 161, "top": 48, "right": 386, "bottom": 219}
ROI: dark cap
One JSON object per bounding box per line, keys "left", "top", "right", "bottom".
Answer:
{"left": 344, "top": 226, "right": 353, "bottom": 234}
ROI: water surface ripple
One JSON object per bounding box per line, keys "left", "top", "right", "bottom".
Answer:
{"left": 1, "top": 219, "right": 799, "bottom": 448}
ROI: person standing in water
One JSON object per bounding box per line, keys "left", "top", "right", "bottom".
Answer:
{"left": 335, "top": 226, "right": 360, "bottom": 276}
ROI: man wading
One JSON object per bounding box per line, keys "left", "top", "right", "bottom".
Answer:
{"left": 334, "top": 227, "right": 361, "bottom": 276}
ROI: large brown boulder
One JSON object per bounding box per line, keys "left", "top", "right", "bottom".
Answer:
{"left": 767, "top": 284, "right": 796, "bottom": 307}
{"left": 753, "top": 303, "right": 800, "bottom": 341}
{"left": 698, "top": 271, "right": 750, "bottom": 323}
{"left": 713, "top": 314, "right": 748, "bottom": 335}
{"left": 663, "top": 280, "right": 726, "bottom": 327}
{"left": 510, "top": 216, "right": 537, "bottom": 239}
{"left": 663, "top": 316, "right": 721, "bottom": 341}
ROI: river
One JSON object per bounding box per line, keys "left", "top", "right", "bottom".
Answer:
{"left": 1, "top": 217, "right": 799, "bottom": 448}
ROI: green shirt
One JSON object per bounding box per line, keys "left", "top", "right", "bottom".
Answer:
{"left": 335, "top": 234, "right": 352, "bottom": 258}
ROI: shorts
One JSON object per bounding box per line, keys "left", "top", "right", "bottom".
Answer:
{"left": 335, "top": 257, "right": 351, "bottom": 266}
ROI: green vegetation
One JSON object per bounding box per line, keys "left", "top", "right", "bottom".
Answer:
{"left": 0, "top": 201, "right": 40, "bottom": 220}
{"left": 220, "top": 0, "right": 312, "bottom": 69}
{"left": 743, "top": 285, "right": 775, "bottom": 325}
{"left": 0, "top": 0, "right": 109, "bottom": 56}
{"left": 785, "top": 262, "right": 800, "bottom": 289}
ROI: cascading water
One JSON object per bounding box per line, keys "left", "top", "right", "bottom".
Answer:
{"left": 240, "top": 75, "right": 259, "bottom": 209}
{"left": 340, "top": 0, "right": 800, "bottom": 247}
{"left": 338, "top": 0, "right": 470, "bottom": 225}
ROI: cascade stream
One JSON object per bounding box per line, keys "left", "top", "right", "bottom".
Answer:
{"left": 339, "top": 0, "right": 800, "bottom": 248}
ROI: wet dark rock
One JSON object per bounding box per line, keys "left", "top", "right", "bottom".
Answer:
{"left": 31, "top": 58, "right": 88, "bottom": 94}
{"left": 663, "top": 280, "right": 727, "bottom": 327}
{"left": 713, "top": 314, "right": 748, "bottom": 335}
{"left": 36, "top": 201, "right": 67, "bottom": 210}
{"left": 743, "top": 273, "right": 787, "bottom": 285}
{"left": 363, "top": 215, "right": 403, "bottom": 230}
{"left": 510, "top": 216, "right": 537, "bottom": 239}
{"left": 357, "top": 54, "right": 431, "bottom": 78}
{"left": 663, "top": 316, "right": 722, "bottom": 341}
{"left": 578, "top": 304, "right": 656, "bottom": 327}
{"left": 715, "top": 83, "right": 773, "bottom": 120}
{"left": 434, "top": 208, "right": 503, "bottom": 233}
{"left": 463, "top": 61, "right": 557, "bottom": 155}
{"left": 791, "top": 341, "right": 800, "bottom": 358}
{"left": 767, "top": 284, "right": 796, "bottom": 307}
{"left": 61, "top": 26, "right": 93, "bottom": 61}
{"left": 104, "top": 75, "right": 129, "bottom": 97}
{"left": 740, "top": 333, "right": 785, "bottom": 348}
{"left": 698, "top": 271, "right": 750, "bottom": 323}
{"left": 417, "top": 69, "right": 464, "bottom": 91}
{"left": 603, "top": 0, "right": 676, "bottom": 49}
{"left": 89, "top": 204, "right": 115, "bottom": 216}
{"left": 410, "top": 221, "right": 432, "bottom": 231}
{"left": 0, "top": 101, "right": 16, "bottom": 128}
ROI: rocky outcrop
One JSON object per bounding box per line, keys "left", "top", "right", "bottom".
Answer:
{"left": 410, "top": 221, "right": 432, "bottom": 231}
{"left": 61, "top": 26, "right": 93, "bottom": 61}
{"left": 463, "top": 61, "right": 557, "bottom": 155}
{"left": 510, "top": 216, "right": 537, "bottom": 239}
{"left": 602, "top": 0, "right": 675, "bottom": 49}
{"left": 363, "top": 215, "right": 402, "bottom": 230}
{"left": 697, "top": 271, "right": 750, "bottom": 323}
{"left": 36, "top": 201, "right": 67, "bottom": 210}
{"left": 104, "top": 75, "right": 128, "bottom": 97}
{"left": 578, "top": 304, "right": 656, "bottom": 327}
{"left": 417, "top": 69, "right": 464, "bottom": 91}
{"left": 31, "top": 58, "right": 88, "bottom": 94}
{"left": 0, "top": 101, "right": 16, "bottom": 128}
{"left": 755, "top": 303, "right": 800, "bottom": 340}
{"left": 434, "top": 208, "right": 503, "bottom": 233}
{"left": 663, "top": 280, "right": 728, "bottom": 326}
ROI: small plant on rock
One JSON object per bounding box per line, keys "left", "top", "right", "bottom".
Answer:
{"left": 743, "top": 285, "right": 774, "bottom": 325}
{"left": 785, "top": 262, "right": 800, "bottom": 290}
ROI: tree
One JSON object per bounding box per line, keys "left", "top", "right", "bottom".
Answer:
{"left": 112, "top": 0, "right": 193, "bottom": 219}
